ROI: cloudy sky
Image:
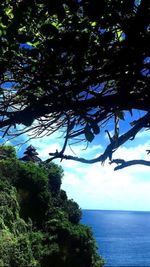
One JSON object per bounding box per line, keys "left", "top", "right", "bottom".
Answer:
{"left": 9, "top": 122, "right": 150, "bottom": 212}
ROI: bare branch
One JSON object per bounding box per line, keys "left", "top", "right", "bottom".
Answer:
{"left": 111, "top": 159, "right": 150, "bottom": 170}
{"left": 46, "top": 112, "right": 150, "bottom": 164}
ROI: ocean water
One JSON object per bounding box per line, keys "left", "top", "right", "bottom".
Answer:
{"left": 81, "top": 210, "right": 150, "bottom": 267}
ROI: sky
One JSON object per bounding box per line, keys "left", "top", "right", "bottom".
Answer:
{"left": 5, "top": 121, "right": 150, "bottom": 212}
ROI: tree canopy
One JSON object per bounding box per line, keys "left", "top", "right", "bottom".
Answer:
{"left": 0, "top": 0, "right": 149, "bottom": 169}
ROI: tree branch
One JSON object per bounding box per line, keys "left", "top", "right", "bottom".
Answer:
{"left": 111, "top": 159, "right": 150, "bottom": 170}
{"left": 45, "top": 112, "right": 150, "bottom": 165}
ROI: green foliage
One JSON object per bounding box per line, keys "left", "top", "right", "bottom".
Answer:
{"left": 0, "top": 158, "right": 22, "bottom": 183}
{"left": 50, "top": 190, "right": 82, "bottom": 224}
{"left": 16, "top": 162, "right": 48, "bottom": 192}
{"left": 58, "top": 197, "right": 82, "bottom": 224}
{"left": 0, "top": 180, "right": 37, "bottom": 267}
{"left": 0, "top": 180, "right": 19, "bottom": 231}
{"left": 0, "top": 146, "right": 104, "bottom": 266}
{"left": 46, "top": 162, "right": 63, "bottom": 195}
{"left": 44, "top": 209, "right": 105, "bottom": 267}
{"left": 0, "top": 145, "right": 16, "bottom": 160}
{"left": 0, "top": 159, "right": 51, "bottom": 226}
{"left": 64, "top": 199, "right": 82, "bottom": 224}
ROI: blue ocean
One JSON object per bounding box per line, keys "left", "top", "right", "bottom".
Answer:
{"left": 81, "top": 210, "right": 150, "bottom": 266}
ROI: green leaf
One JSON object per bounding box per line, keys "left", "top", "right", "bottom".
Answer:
{"left": 5, "top": 7, "right": 14, "bottom": 19}
{"left": 26, "top": 41, "right": 33, "bottom": 46}
{"left": 0, "top": 23, "right": 7, "bottom": 30}
{"left": 84, "top": 124, "right": 94, "bottom": 142}
{"left": 117, "top": 30, "right": 125, "bottom": 42}
{"left": 91, "top": 21, "right": 97, "bottom": 27}
{"left": 18, "top": 26, "right": 26, "bottom": 34}
{"left": 26, "top": 41, "right": 40, "bottom": 48}
{"left": 51, "top": 21, "right": 62, "bottom": 29}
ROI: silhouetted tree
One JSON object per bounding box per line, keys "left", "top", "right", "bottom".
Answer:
{"left": 0, "top": 0, "right": 149, "bottom": 169}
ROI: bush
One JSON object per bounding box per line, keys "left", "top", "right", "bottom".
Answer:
{"left": 46, "top": 162, "right": 63, "bottom": 195}
{"left": 44, "top": 208, "right": 105, "bottom": 267}
{"left": 0, "top": 160, "right": 51, "bottom": 227}
{"left": 0, "top": 146, "right": 104, "bottom": 267}
{"left": 0, "top": 145, "right": 16, "bottom": 160}
{"left": 63, "top": 199, "right": 82, "bottom": 224}
{"left": 0, "top": 180, "right": 37, "bottom": 267}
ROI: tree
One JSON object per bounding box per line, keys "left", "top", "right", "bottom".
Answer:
{"left": 0, "top": 0, "right": 149, "bottom": 169}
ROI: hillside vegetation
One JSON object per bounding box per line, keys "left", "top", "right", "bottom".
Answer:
{"left": 0, "top": 145, "right": 104, "bottom": 267}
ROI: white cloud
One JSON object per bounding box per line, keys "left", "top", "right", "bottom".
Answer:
{"left": 114, "top": 143, "right": 150, "bottom": 161}
{"left": 67, "top": 143, "right": 103, "bottom": 156}
{"left": 28, "top": 132, "right": 62, "bottom": 160}
{"left": 62, "top": 158, "right": 150, "bottom": 211}
{"left": 61, "top": 138, "right": 150, "bottom": 211}
{"left": 13, "top": 128, "right": 150, "bottom": 212}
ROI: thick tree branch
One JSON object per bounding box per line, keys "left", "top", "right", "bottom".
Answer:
{"left": 1, "top": 91, "right": 149, "bottom": 132}
{"left": 46, "top": 112, "right": 150, "bottom": 165}
{"left": 111, "top": 159, "right": 150, "bottom": 170}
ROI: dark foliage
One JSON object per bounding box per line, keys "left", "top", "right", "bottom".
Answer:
{"left": 0, "top": 145, "right": 104, "bottom": 266}
{"left": 46, "top": 162, "right": 63, "bottom": 195}
{"left": 64, "top": 199, "right": 82, "bottom": 224}
{"left": 0, "top": 1, "right": 149, "bottom": 168}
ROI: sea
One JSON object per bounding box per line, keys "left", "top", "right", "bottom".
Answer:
{"left": 81, "top": 210, "right": 150, "bottom": 267}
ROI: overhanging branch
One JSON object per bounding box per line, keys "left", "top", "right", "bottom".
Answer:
{"left": 111, "top": 159, "right": 150, "bottom": 170}
{"left": 46, "top": 112, "right": 150, "bottom": 165}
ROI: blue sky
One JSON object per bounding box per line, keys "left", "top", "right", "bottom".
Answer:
{"left": 4, "top": 121, "right": 150, "bottom": 212}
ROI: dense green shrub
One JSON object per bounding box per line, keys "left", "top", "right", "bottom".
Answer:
{"left": 46, "top": 162, "right": 63, "bottom": 195}
{"left": 44, "top": 208, "right": 104, "bottom": 267}
{"left": 0, "top": 145, "right": 104, "bottom": 267}
{"left": 15, "top": 162, "right": 51, "bottom": 226}
{"left": 0, "top": 159, "right": 51, "bottom": 227}
{"left": 63, "top": 199, "right": 82, "bottom": 224}
{"left": 0, "top": 180, "right": 37, "bottom": 267}
{"left": 0, "top": 145, "right": 16, "bottom": 160}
